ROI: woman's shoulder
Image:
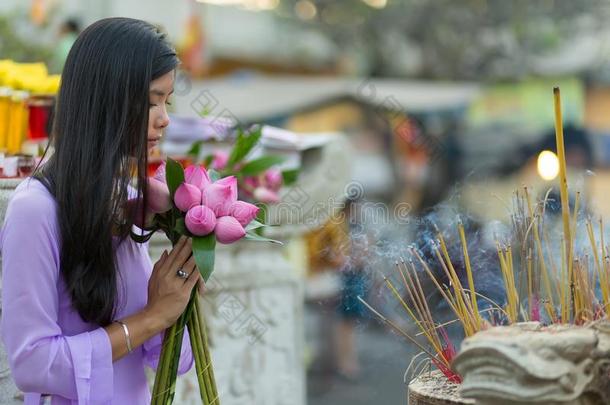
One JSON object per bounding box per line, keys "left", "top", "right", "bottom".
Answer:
{"left": 4, "top": 178, "right": 57, "bottom": 227}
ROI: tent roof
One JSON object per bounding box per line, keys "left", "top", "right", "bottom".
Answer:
{"left": 173, "top": 74, "right": 480, "bottom": 122}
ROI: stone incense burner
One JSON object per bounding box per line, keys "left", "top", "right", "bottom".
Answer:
{"left": 452, "top": 322, "right": 610, "bottom": 405}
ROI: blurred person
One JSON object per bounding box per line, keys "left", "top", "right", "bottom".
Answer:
{"left": 334, "top": 198, "right": 370, "bottom": 380}
{"left": 305, "top": 212, "right": 347, "bottom": 374}
{"left": 50, "top": 18, "right": 81, "bottom": 73}
{"left": 1, "top": 18, "right": 204, "bottom": 404}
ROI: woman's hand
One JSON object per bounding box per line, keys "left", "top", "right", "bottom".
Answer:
{"left": 145, "top": 236, "right": 202, "bottom": 329}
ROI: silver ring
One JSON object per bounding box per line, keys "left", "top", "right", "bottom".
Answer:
{"left": 176, "top": 269, "right": 188, "bottom": 279}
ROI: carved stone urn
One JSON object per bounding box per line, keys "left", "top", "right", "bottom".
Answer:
{"left": 452, "top": 322, "right": 610, "bottom": 405}
{"left": 408, "top": 370, "right": 474, "bottom": 405}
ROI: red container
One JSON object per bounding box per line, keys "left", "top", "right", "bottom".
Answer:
{"left": 27, "top": 95, "right": 54, "bottom": 140}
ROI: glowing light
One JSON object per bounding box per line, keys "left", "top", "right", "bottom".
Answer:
{"left": 254, "top": 0, "right": 279, "bottom": 10}
{"left": 362, "top": 0, "right": 387, "bottom": 9}
{"left": 295, "top": 0, "right": 317, "bottom": 20}
{"left": 196, "top": 0, "right": 243, "bottom": 5}
{"left": 537, "top": 150, "right": 560, "bottom": 181}
{"left": 196, "top": 0, "right": 279, "bottom": 10}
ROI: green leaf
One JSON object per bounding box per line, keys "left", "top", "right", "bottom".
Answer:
{"left": 193, "top": 234, "right": 216, "bottom": 281}
{"left": 174, "top": 217, "right": 188, "bottom": 235}
{"left": 245, "top": 231, "right": 283, "bottom": 245}
{"left": 227, "top": 127, "right": 262, "bottom": 167}
{"left": 165, "top": 158, "right": 185, "bottom": 198}
{"left": 187, "top": 141, "right": 203, "bottom": 160}
{"left": 240, "top": 155, "right": 284, "bottom": 176}
{"left": 282, "top": 169, "right": 299, "bottom": 186}
{"left": 245, "top": 219, "right": 265, "bottom": 232}
{"left": 208, "top": 169, "right": 221, "bottom": 182}
{"left": 202, "top": 154, "right": 214, "bottom": 168}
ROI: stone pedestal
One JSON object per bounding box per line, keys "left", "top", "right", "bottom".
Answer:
{"left": 408, "top": 371, "right": 473, "bottom": 405}
{"left": 452, "top": 322, "right": 610, "bottom": 405}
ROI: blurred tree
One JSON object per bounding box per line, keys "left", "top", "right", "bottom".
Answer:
{"left": 0, "top": 11, "right": 54, "bottom": 63}
{"left": 277, "top": 0, "right": 610, "bottom": 79}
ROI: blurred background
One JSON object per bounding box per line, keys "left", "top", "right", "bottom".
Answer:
{"left": 3, "top": 0, "right": 610, "bottom": 403}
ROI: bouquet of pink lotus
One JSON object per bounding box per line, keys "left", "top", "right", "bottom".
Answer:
{"left": 188, "top": 127, "right": 299, "bottom": 208}
{"left": 132, "top": 156, "right": 278, "bottom": 405}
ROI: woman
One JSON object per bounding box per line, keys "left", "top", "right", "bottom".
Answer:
{"left": 1, "top": 18, "right": 201, "bottom": 404}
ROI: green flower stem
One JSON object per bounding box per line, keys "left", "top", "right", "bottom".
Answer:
{"left": 195, "top": 296, "right": 219, "bottom": 401}
{"left": 151, "top": 321, "right": 178, "bottom": 404}
{"left": 188, "top": 296, "right": 219, "bottom": 403}
{"left": 187, "top": 299, "right": 210, "bottom": 403}
{"left": 165, "top": 308, "right": 189, "bottom": 404}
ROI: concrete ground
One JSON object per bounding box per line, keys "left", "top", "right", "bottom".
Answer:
{"left": 305, "top": 304, "right": 415, "bottom": 405}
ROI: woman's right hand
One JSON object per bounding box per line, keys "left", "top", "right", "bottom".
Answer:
{"left": 145, "top": 236, "right": 201, "bottom": 330}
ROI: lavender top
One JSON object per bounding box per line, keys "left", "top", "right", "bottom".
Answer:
{"left": 0, "top": 179, "right": 193, "bottom": 404}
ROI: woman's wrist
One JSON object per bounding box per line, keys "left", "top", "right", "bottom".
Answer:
{"left": 138, "top": 306, "right": 167, "bottom": 335}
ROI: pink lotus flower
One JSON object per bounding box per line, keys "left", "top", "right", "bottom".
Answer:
{"left": 174, "top": 183, "right": 202, "bottom": 212}
{"left": 153, "top": 161, "right": 166, "bottom": 183}
{"left": 202, "top": 182, "right": 234, "bottom": 216}
{"left": 185, "top": 205, "right": 217, "bottom": 236}
{"left": 212, "top": 151, "right": 229, "bottom": 170}
{"left": 184, "top": 165, "right": 211, "bottom": 191}
{"left": 215, "top": 216, "right": 246, "bottom": 244}
{"left": 230, "top": 201, "right": 260, "bottom": 226}
{"left": 215, "top": 176, "right": 237, "bottom": 201}
{"left": 148, "top": 178, "right": 172, "bottom": 213}
{"left": 243, "top": 176, "right": 259, "bottom": 190}
{"left": 264, "top": 168, "right": 283, "bottom": 191}
{"left": 253, "top": 187, "right": 280, "bottom": 204}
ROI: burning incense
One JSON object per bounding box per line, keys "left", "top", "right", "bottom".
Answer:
{"left": 362, "top": 86, "right": 610, "bottom": 384}
{"left": 553, "top": 86, "right": 573, "bottom": 322}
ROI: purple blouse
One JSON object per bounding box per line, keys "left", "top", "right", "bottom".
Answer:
{"left": 0, "top": 179, "right": 193, "bottom": 404}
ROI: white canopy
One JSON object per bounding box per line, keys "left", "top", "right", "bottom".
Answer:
{"left": 173, "top": 74, "right": 480, "bottom": 122}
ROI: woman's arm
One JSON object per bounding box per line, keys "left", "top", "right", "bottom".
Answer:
{"left": 104, "top": 308, "right": 165, "bottom": 362}
{"left": 1, "top": 189, "right": 115, "bottom": 402}
{"left": 1, "top": 188, "right": 199, "bottom": 401}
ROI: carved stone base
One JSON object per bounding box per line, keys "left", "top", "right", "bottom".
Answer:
{"left": 453, "top": 322, "right": 610, "bottom": 405}
{"left": 408, "top": 370, "right": 473, "bottom": 405}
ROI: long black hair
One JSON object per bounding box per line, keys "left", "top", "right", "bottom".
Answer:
{"left": 37, "top": 18, "right": 179, "bottom": 326}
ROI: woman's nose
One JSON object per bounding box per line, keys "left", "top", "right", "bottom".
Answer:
{"left": 157, "top": 111, "right": 170, "bottom": 129}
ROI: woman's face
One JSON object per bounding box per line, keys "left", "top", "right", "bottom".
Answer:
{"left": 147, "top": 70, "right": 174, "bottom": 152}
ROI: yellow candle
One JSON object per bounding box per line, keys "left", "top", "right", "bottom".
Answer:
{"left": 0, "top": 87, "right": 11, "bottom": 150}
{"left": 7, "top": 91, "right": 28, "bottom": 154}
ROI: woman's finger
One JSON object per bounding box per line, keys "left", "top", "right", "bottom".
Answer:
{"left": 182, "top": 255, "right": 196, "bottom": 271}
{"left": 152, "top": 250, "right": 168, "bottom": 272}
{"left": 185, "top": 268, "right": 201, "bottom": 289}
{"left": 163, "top": 238, "right": 192, "bottom": 277}
{"left": 173, "top": 239, "right": 193, "bottom": 269}
{"left": 164, "top": 236, "right": 187, "bottom": 266}
{"left": 197, "top": 279, "right": 206, "bottom": 296}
